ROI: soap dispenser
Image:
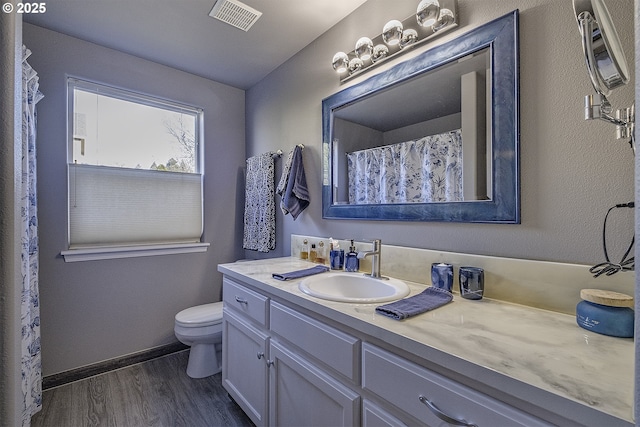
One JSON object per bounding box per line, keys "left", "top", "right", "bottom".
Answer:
{"left": 344, "top": 240, "right": 359, "bottom": 272}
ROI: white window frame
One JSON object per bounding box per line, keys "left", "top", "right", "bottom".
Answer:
{"left": 61, "top": 78, "right": 208, "bottom": 262}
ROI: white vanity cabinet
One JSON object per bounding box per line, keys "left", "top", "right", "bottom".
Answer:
{"left": 221, "top": 273, "right": 553, "bottom": 427}
{"left": 219, "top": 259, "right": 634, "bottom": 427}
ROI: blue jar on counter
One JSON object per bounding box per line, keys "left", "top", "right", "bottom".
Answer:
{"left": 576, "top": 289, "right": 634, "bottom": 338}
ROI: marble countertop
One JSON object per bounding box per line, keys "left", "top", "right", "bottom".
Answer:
{"left": 218, "top": 257, "right": 634, "bottom": 426}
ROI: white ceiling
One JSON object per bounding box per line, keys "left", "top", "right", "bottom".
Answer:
{"left": 24, "top": 0, "right": 369, "bottom": 90}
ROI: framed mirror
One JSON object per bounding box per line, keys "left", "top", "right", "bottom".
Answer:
{"left": 322, "top": 11, "right": 520, "bottom": 223}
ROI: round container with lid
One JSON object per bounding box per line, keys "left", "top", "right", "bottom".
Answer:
{"left": 576, "top": 289, "right": 634, "bottom": 338}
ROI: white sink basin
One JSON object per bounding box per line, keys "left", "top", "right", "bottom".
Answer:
{"left": 298, "top": 272, "right": 410, "bottom": 303}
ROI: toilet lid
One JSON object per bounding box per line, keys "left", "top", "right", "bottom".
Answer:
{"left": 175, "top": 302, "right": 223, "bottom": 327}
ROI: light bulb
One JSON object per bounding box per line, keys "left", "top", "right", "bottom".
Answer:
{"left": 433, "top": 8, "right": 454, "bottom": 32}
{"left": 355, "top": 37, "right": 374, "bottom": 61}
{"left": 382, "top": 20, "right": 403, "bottom": 46}
{"left": 332, "top": 52, "right": 349, "bottom": 73}
{"left": 400, "top": 29, "right": 418, "bottom": 49}
{"left": 348, "top": 58, "right": 364, "bottom": 73}
{"left": 416, "top": 0, "right": 440, "bottom": 27}
{"left": 372, "top": 44, "right": 389, "bottom": 63}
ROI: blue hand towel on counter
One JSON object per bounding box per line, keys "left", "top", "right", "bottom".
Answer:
{"left": 375, "top": 286, "right": 453, "bottom": 320}
{"left": 272, "top": 265, "right": 329, "bottom": 281}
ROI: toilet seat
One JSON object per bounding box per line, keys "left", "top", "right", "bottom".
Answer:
{"left": 175, "top": 302, "right": 223, "bottom": 328}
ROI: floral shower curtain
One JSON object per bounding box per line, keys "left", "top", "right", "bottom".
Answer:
{"left": 21, "top": 46, "right": 44, "bottom": 424}
{"left": 347, "top": 130, "right": 463, "bottom": 204}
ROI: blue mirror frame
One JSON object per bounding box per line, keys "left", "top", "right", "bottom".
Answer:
{"left": 322, "top": 10, "right": 520, "bottom": 223}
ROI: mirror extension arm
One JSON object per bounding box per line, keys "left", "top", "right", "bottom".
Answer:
{"left": 584, "top": 94, "right": 634, "bottom": 143}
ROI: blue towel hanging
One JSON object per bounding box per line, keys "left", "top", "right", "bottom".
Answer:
{"left": 277, "top": 145, "right": 310, "bottom": 220}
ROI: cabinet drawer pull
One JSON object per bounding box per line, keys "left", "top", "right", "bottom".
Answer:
{"left": 235, "top": 296, "right": 248, "bottom": 304}
{"left": 266, "top": 359, "right": 274, "bottom": 367}
{"left": 418, "top": 395, "right": 477, "bottom": 427}
{"left": 257, "top": 351, "right": 264, "bottom": 360}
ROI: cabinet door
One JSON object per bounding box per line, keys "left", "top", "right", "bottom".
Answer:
{"left": 269, "top": 340, "right": 360, "bottom": 427}
{"left": 222, "top": 309, "right": 269, "bottom": 427}
{"left": 363, "top": 400, "right": 409, "bottom": 427}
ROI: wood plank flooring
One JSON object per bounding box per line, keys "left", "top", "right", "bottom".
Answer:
{"left": 31, "top": 350, "right": 254, "bottom": 427}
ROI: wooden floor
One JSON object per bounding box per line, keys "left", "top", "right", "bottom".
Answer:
{"left": 31, "top": 351, "right": 254, "bottom": 427}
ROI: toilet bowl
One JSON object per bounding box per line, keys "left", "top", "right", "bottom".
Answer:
{"left": 174, "top": 302, "right": 224, "bottom": 378}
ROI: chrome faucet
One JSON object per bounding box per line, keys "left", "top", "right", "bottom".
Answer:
{"left": 357, "top": 239, "right": 385, "bottom": 279}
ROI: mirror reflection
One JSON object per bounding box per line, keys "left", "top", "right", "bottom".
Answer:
{"left": 331, "top": 48, "right": 490, "bottom": 205}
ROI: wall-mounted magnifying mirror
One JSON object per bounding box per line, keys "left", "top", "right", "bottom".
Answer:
{"left": 573, "top": 0, "right": 634, "bottom": 148}
{"left": 573, "top": 0, "right": 629, "bottom": 96}
{"left": 322, "top": 11, "right": 519, "bottom": 223}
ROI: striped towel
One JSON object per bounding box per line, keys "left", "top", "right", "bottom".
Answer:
{"left": 243, "top": 153, "right": 276, "bottom": 252}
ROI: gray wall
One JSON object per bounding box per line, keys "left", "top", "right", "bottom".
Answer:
{"left": 23, "top": 23, "right": 246, "bottom": 376}
{"left": 246, "top": 0, "right": 635, "bottom": 265}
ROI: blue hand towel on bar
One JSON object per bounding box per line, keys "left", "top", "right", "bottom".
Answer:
{"left": 279, "top": 145, "right": 310, "bottom": 220}
{"left": 276, "top": 149, "right": 294, "bottom": 214}
{"left": 375, "top": 286, "right": 453, "bottom": 320}
{"left": 272, "top": 265, "right": 329, "bottom": 281}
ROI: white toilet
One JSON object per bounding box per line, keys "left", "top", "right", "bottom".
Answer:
{"left": 174, "top": 302, "right": 224, "bottom": 378}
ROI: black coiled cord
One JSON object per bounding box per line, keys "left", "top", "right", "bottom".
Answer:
{"left": 589, "top": 202, "right": 635, "bottom": 277}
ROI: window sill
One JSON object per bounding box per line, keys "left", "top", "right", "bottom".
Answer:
{"left": 60, "top": 242, "right": 210, "bottom": 262}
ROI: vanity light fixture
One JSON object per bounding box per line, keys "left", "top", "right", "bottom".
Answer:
{"left": 331, "top": 0, "right": 458, "bottom": 83}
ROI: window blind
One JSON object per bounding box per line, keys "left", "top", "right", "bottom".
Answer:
{"left": 68, "top": 164, "right": 202, "bottom": 248}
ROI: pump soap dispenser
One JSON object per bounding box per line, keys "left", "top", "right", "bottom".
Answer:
{"left": 345, "top": 240, "right": 359, "bottom": 272}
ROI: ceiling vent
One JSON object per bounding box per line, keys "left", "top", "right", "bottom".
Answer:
{"left": 209, "top": 0, "right": 262, "bottom": 32}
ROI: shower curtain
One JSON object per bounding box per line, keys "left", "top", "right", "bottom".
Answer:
{"left": 21, "top": 46, "right": 44, "bottom": 424}
{"left": 347, "top": 130, "right": 463, "bottom": 204}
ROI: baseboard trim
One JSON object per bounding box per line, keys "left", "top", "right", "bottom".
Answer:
{"left": 42, "top": 342, "right": 189, "bottom": 390}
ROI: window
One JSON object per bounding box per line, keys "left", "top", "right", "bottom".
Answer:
{"left": 65, "top": 78, "right": 205, "bottom": 258}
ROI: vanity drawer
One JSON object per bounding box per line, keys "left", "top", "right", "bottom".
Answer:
{"left": 362, "top": 343, "right": 550, "bottom": 427}
{"left": 270, "top": 301, "right": 360, "bottom": 381}
{"left": 223, "top": 277, "right": 269, "bottom": 327}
